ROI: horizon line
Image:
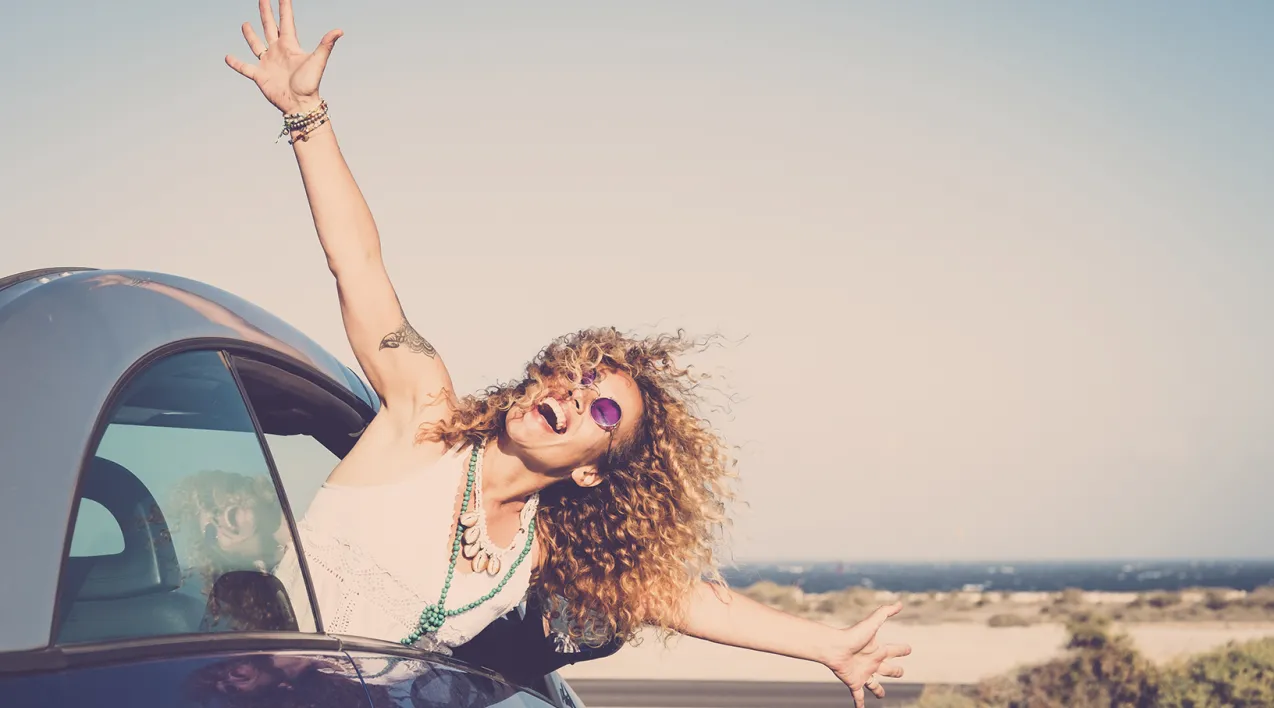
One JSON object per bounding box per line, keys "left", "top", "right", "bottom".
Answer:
{"left": 727, "top": 556, "right": 1274, "bottom": 566}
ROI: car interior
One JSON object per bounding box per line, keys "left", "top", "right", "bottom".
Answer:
{"left": 55, "top": 456, "right": 206, "bottom": 643}
{"left": 53, "top": 352, "right": 362, "bottom": 645}
{"left": 50, "top": 348, "right": 578, "bottom": 703}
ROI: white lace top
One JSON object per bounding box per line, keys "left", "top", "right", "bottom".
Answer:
{"left": 275, "top": 445, "right": 538, "bottom": 653}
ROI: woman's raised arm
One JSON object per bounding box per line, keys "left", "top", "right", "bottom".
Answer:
{"left": 226, "top": 0, "right": 454, "bottom": 422}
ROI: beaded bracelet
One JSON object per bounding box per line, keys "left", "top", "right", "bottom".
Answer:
{"left": 276, "top": 99, "right": 330, "bottom": 145}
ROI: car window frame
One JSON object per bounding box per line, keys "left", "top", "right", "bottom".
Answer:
{"left": 49, "top": 342, "right": 373, "bottom": 649}
{"left": 28, "top": 340, "right": 572, "bottom": 706}
{"left": 224, "top": 349, "right": 377, "bottom": 635}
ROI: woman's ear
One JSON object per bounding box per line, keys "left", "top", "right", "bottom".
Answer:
{"left": 570, "top": 465, "right": 603, "bottom": 489}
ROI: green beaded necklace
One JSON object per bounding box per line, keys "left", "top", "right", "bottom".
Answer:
{"left": 401, "top": 441, "right": 537, "bottom": 646}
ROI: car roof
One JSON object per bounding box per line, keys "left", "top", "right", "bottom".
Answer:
{"left": 0, "top": 267, "right": 374, "bottom": 653}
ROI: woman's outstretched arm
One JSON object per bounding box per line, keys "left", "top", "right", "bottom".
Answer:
{"left": 227, "top": 0, "right": 454, "bottom": 422}
{"left": 672, "top": 583, "right": 911, "bottom": 708}
{"left": 288, "top": 119, "right": 455, "bottom": 420}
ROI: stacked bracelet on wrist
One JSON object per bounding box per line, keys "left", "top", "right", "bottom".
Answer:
{"left": 277, "top": 99, "right": 329, "bottom": 145}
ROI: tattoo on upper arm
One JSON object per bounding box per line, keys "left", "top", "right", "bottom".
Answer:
{"left": 379, "top": 319, "right": 437, "bottom": 358}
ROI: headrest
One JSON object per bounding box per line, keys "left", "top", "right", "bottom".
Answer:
{"left": 200, "top": 570, "right": 298, "bottom": 632}
{"left": 61, "top": 456, "right": 180, "bottom": 600}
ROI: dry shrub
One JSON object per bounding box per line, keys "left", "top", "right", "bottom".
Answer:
{"left": 737, "top": 581, "right": 806, "bottom": 614}
{"left": 970, "top": 612, "right": 1158, "bottom": 708}
{"left": 987, "top": 613, "right": 1032, "bottom": 628}
{"left": 813, "top": 587, "right": 875, "bottom": 618}
{"left": 1157, "top": 637, "right": 1274, "bottom": 708}
{"left": 912, "top": 686, "right": 980, "bottom": 708}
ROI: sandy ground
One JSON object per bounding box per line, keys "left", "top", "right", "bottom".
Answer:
{"left": 558, "top": 622, "right": 1274, "bottom": 686}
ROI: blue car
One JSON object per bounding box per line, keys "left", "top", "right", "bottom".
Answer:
{"left": 0, "top": 267, "right": 589, "bottom": 708}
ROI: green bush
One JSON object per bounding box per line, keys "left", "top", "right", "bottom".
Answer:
{"left": 969, "top": 611, "right": 1158, "bottom": 707}
{"left": 961, "top": 612, "right": 1274, "bottom": 707}
{"left": 1064, "top": 611, "right": 1114, "bottom": 650}
{"left": 987, "top": 635, "right": 1158, "bottom": 707}
{"left": 1157, "top": 638, "right": 1274, "bottom": 708}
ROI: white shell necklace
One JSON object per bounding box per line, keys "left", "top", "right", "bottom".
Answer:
{"left": 458, "top": 442, "right": 539, "bottom": 577}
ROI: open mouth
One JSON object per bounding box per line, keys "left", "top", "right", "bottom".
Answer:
{"left": 536, "top": 397, "right": 568, "bottom": 434}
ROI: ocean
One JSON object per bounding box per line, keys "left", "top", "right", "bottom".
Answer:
{"left": 723, "top": 560, "right": 1274, "bottom": 594}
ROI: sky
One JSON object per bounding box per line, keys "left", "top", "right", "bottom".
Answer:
{"left": 3, "top": 1, "right": 1272, "bottom": 562}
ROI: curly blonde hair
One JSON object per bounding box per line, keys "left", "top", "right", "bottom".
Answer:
{"left": 168, "top": 470, "right": 281, "bottom": 590}
{"left": 420, "top": 327, "right": 738, "bottom": 645}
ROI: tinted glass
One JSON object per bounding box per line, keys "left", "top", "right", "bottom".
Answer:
{"left": 348, "top": 655, "right": 557, "bottom": 708}
{"left": 55, "top": 350, "right": 317, "bottom": 645}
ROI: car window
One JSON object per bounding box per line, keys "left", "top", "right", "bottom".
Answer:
{"left": 66, "top": 500, "right": 125, "bottom": 557}
{"left": 54, "top": 350, "right": 317, "bottom": 645}
{"left": 347, "top": 656, "right": 558, "bottom": 708}
{"left": 229, "top": 355, "right": 370, "bottom": 521}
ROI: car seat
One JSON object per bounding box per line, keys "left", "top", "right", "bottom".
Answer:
{"left": 55, "top": 457, "right": 205, "bottom": 643}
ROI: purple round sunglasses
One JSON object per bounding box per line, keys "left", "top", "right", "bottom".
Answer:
{"left": 579, "top": 370, "right": 622, "bottom": 432}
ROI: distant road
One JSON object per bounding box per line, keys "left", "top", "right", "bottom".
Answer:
{"left": 567, "top": 679, "right": 929, "bottom": 707}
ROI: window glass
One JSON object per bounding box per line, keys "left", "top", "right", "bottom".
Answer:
{"left": 67, "top": 500, "right": 125, "bottom": 557}
{"left": 55, "top": 350, "right": 317, "bottom": 645}
{"left": 230, "top": 356, "right": 369, "bottom": 521}
{"left": 263, "top": 433, "right": 342, "bottom": 520}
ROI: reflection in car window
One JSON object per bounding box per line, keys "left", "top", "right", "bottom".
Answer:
{"left": 184, "top": 654, "right": 371, "bottom": 708}
{"left": 348, "top": 656, "right": 556, "bottom": 708}
{"left": 55, "top": 350, "right": 316, "bottom": 644}
{"left": 0, "top": 651, "right": 369, "bottom": 708}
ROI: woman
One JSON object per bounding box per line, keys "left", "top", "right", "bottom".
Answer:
{"left": 226, "top": 2, "right": 910, "bottom": 705}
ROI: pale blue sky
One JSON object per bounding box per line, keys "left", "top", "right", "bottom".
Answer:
{"left": 4, "top": 2, "right": 1272, "bottom": 561}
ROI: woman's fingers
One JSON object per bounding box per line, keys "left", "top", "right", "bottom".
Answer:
{"left": 278, "top": 0, "right": 296, "bottom": 38}
{"left": 311, "top": 28, "right": 343, "bottom": 64}
{"left": 886, "top": 643, "right": 912, "bottom": 659}
{"left": 877, "top": 662, "right": 905, "bottom": 679}
{"left": 225, "top": 54, "right": 258, "bottom": 80}
{"left": 258, "top": 0, "right": 280, "bottom": 43}
{"left": 241, "top": 22, "right": 267, "bottom": 59}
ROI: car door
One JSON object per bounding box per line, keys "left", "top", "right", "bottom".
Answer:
{"left": 2, "top": 348, "right": 372, "bottom": 708}
{"left": 2, "top": 652, "right": 374, "bottom": 708}
{"left": 343, "top": 653, "right": 566, "bottom": 708}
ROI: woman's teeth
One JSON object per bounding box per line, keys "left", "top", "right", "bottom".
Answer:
{"left": 539, "top": 397, "right": 567, "bottom": 433}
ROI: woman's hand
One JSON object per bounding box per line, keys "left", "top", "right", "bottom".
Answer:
{"left": 674, "top": 585, "right": 912, "bottom": 708}
{"left": 821, "top": 603, "right": 912, "bottom": 708}
{"left": 225, "top": 0, "right": 342, "bottom": 115}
